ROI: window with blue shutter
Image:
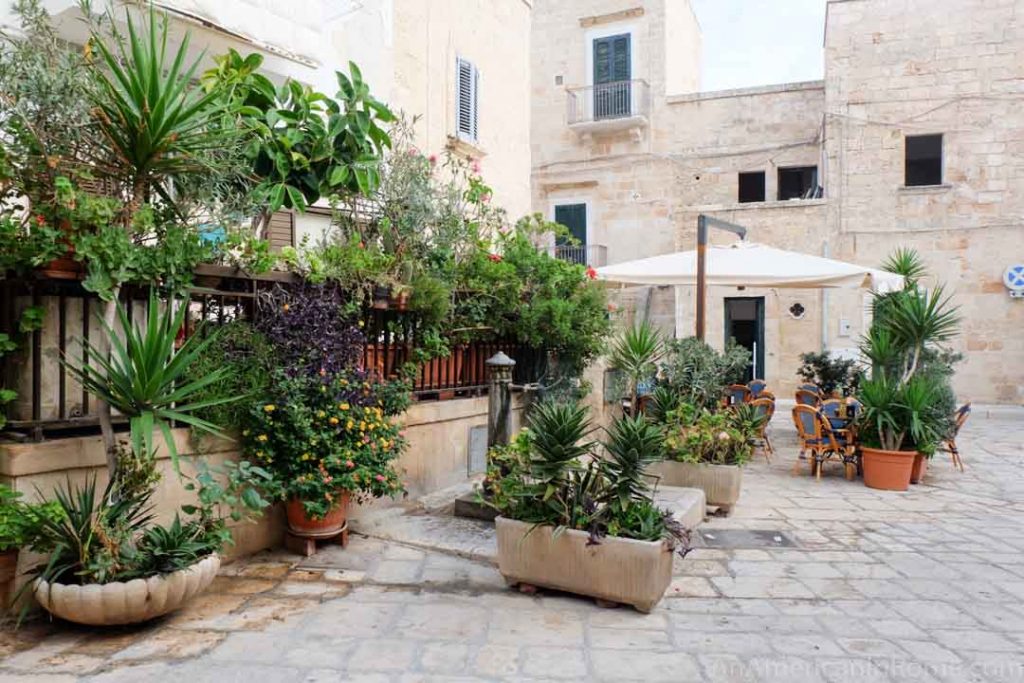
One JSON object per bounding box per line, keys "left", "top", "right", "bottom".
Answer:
{"left": 456, "top": 57, "right": 479, "bottom": 142}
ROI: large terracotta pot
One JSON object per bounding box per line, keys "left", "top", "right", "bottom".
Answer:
{"left": 286, "top": 492, "right": 350, "bottom": 538}
{"left": 0, "top": 548, "right": 17, "bottom": 609}
{"left": 33, "top": 554, "right": 220, "bottom": 626}
{"left": 648, "top": 461, "right": 742, "bottom": 514}
{"left": 495, "top": 517, "right": 674, "bottom": 613}
{"left": 862, "top": 447, "right": 916, "bottom": 491}
{"left": 910, "top": 453, "right": 928, "bottom": 484}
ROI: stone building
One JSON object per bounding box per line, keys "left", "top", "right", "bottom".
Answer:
{"left": 531, "top": 0, "right": 1023, "bottom": 403}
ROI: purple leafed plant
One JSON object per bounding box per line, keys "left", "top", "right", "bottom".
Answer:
{"left": 255, "top": 283, "right": 365, "bottom": 377}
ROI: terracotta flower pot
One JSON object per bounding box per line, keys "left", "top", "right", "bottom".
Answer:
{"left": 286, "top": 492, "right": 350, "bottom": 538}
{"left": 910, "top": 453, "right": 928, "bottom": 484}
{"left": 0, "top": 548, "right": 17, "bottom": 609}
{"left": 862, "top": 447, "right": 916, "bottom": 491}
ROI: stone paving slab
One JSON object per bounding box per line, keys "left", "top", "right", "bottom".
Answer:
{"left": 3, "top": 418, "right": 1024, "bottom": 682}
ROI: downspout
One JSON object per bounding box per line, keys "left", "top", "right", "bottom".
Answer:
{"left": 821, "top": 242, "right": 830, "bottom": 352}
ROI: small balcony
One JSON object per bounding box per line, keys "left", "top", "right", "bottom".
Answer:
{"left": 547, "top": 244, "right": 608, "bottom": 268}
{"left": 566, "top": 80, "right": 650, "bottom": 141}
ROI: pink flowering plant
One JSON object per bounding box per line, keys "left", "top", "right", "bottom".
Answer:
{"left": 242, "top": 369, "right": 411, "bottom": 519}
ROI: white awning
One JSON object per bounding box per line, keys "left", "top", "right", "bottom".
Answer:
{"left": 596, "top": 242, "right": 904, "bottom": 292}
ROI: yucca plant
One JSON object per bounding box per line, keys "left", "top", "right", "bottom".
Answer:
{"left": 87, "top": 7, "right": 229, "bottom": 211}
{"left": 65, "top": 291, "right": 239, "bottom": 473}
{"left": 609, "top": 320, "right": 664, "bottom": 415}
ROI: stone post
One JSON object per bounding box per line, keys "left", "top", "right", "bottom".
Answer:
{"left": 486, "top": 351, "right": 516, "bottom": 448}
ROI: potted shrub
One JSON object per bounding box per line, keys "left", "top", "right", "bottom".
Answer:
{"left": 243, "top": 369, "right": 410, "bottom": 543}
{"left": 26, "top": 461, "right": 270, "bottom": 626}
{"left": 796, "top": 351, "right": 861, "bottom": 397}
{"left": 857, "top": 249, "right": 960, "bottom": 491}
{"left": 486, "top": 402, "right": 690, "bottom": 613}
{"left": 650, "top": 406, "right": 760, "bottom": 515}
{"left": 608, "top": 320, "right": 663, "bottom": 415}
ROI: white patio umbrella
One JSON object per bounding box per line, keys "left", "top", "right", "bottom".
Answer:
{"left": 595, "top": 241, "right": 904, "bottom": 292}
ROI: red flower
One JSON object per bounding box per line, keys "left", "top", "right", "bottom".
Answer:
{"left": 428, "top": 154, "right": 438, "bottom": 166}
{"left": 346, "top": 459, "right": 355, "bottom": 468}
{"left": 585, "top": 266, "right": 598, "bottom": 280}
{"left": 375, "top": 474, "right": 386, "bottom": 482}
{"left": 35, "top": 215, "right": 45, "bottom": 226}
{"left": 488, "top": 253, "right": 502, "bottom": 263}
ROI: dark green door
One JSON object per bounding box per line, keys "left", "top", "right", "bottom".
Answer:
{"left": 554, "top": 204, "right": 587, "bottom": 264}
{"left": 593, "top": 34, "right": 631, "bottom": 119}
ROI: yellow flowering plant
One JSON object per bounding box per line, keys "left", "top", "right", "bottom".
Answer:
{"left": 242, "top": 369, "right": 411, "bottom": 519}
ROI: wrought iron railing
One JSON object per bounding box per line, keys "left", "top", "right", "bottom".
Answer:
{"left": 547, "top": 244, "right": 608, "bottom": 268}
{"left": 567, "top": 79, "right": 650, "bottom": 125}
{"left": 0, "top": 268, "right": 546, "bottom": 440}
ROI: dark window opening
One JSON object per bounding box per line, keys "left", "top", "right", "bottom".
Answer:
{"left": 777, "top": 166, "right": 819, "bottom": 200}
{"left": 905, "top": 134, "right": 942, "bottom": 187}
{"left": 553, "top": 203, "right": 587, "bottom": 265}
{"left": 738, "top": 171, "right": 766, "bottom": 203}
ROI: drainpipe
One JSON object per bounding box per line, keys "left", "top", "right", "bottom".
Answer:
{"left": 821, "top": 242, "right": 830, "bottom": 352}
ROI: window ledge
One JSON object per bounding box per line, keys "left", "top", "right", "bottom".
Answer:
{"left": 693, "top": 198, "right": 828, "bottom": 212}
{"left": 899, "top": 184, "right": 951, "bottom": 194}
{"left": 446, "top": 135, "right": 487, "bottom": 160}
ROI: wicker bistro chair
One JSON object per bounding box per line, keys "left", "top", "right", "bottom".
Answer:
{"left": 747, "top": 379, "right": 768, "bottom": 398}
{"left": 727, "top": 384, "right": 752, "bottom": 405}
{"left": 791, "top": 405, "right": 858, "bottom": 480}
{"left": 759, "top": 390, "right": 776, "bottom": 402}
{"left": 795, "top": 388, "right": 822, "bottom": 407}
{"left": 749, "top": 397, "right": 776, "bottom": 462}
{"left": 939, "top": 402, "right": 971, "bottom": 472}
{"left": 798, "top": 383, "right": 822, "bottom": 395}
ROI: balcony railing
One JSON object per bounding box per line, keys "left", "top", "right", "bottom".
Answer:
{"left": 547, "top": 244, "right": 608, "bottom": 268}
{"left": 567, "top": 79, "right": 650, "bottom": 130}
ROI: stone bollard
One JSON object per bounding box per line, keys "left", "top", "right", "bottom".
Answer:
{"left": 486, "top": 351, "right": 516, "bottom": 448}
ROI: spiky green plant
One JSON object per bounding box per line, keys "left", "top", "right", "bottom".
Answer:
{"left": 609, "top": 320, "right": 663, "bottom": 415}
{"left": 65, "top": 292, "right": 239, "bottom": 471}
{"left": 525, "top": 401, "right": 593, "bottom": 494}
{"left": 88, "top": 7, "right": 229, "bottom": 209}
{"left": 882, "top": 247, "right": 928, "bottom": 284}
{"left": 601, "top": 414, "right": 663, "bottom": 513}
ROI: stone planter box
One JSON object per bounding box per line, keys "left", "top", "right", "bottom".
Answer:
{"left": 33, "top": 554, "right": 220, "bottom": 626}
{"left": 649, "top": 461, "right": 742, "bottom": 514}
{"left": 495, "top": 517, "right": 673, "bottom": 613}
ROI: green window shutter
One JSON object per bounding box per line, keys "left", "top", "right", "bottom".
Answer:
{"left": 554, "top": 204, "right": 587, "bottom": 246}
{"left": 593, "top": 34, "right": 631, "bottom": 84}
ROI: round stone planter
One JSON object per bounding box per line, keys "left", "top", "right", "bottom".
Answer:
{"left": 33, "top": 554, "right": 220, "bottom": 626}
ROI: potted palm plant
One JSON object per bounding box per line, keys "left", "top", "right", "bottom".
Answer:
{"left": 857, "top": 249, "right": 960, "bottom": 491}
{"left": 609, "top": 320, "right": 663, "bottom": 415}
{"left": 487, "top": 402, "right": 690, "bottom": 613}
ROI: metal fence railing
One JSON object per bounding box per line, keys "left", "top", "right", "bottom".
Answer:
{"left": 0, "top": 267, "right": 546, "bottom": 440}
{"left": 567, "top": 79, "right": 650, "bottom": 125}
{"left": 547, "top": 244, "right": 608, "bottom": 268}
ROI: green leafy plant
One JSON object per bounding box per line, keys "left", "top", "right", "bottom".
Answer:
{"left": 796, "top": 351, "right": 861, "bottom": 396}
{"left": 857, "top": 249, "right": 961, "bottom": 455}
{"left": 662, "top": 408, "right": 757, "bottom": 466}
{"left": 484, "top": 403, "right": 689, "bottom": 554}
{"left": 660, "top": 337, "right": 751, "bottom": 411}
{"left": 609, "top": 321, "right": 663, "bottom": 415}
{"left": 0, "top": 485, "right": 63, "bottom": 552}
{"left": 180, "top": 459, "right": 275, "bottom": 554}
{"left": 65, "top": 292, "right": 239, "bottom": 473}
{"left": 241, "top": 370, "right": 410, "bottom": 520}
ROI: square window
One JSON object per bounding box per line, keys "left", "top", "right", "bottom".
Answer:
{"left": 778, "top": 166, "right": 819, "bottom": 200}
{"left": 738, "top": 172, "right": 766, "bottom": 203}
{"left": 905, "top": 134, "right": 942, "bottom": 186}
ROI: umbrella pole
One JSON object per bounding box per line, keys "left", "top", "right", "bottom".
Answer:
{"left": 695, "top": 215, "right": 749, "bottom": 341}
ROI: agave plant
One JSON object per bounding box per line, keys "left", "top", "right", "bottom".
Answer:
{"left": 525, "top": 401, "right": 594, "bottom": 492}
{"left": 601, "top": 414, "right": 663, "bottom": 513}
{"left": 65, "top": 291, "right": 239, "bottom": 472}
{"left": 609, "top": 320, "right": 664, "bottom": 415}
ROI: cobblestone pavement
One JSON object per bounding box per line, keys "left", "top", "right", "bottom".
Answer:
{"left": 2, "top": 416, "right": 1023, "bottom": 682}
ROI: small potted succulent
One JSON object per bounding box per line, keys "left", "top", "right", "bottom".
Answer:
{"left": 243, "top": 369, "right": 410, "bottom": 543}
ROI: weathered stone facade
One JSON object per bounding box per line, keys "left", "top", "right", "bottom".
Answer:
{"left": 531, "top": 0, "right": 1024, "bottom": 403}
